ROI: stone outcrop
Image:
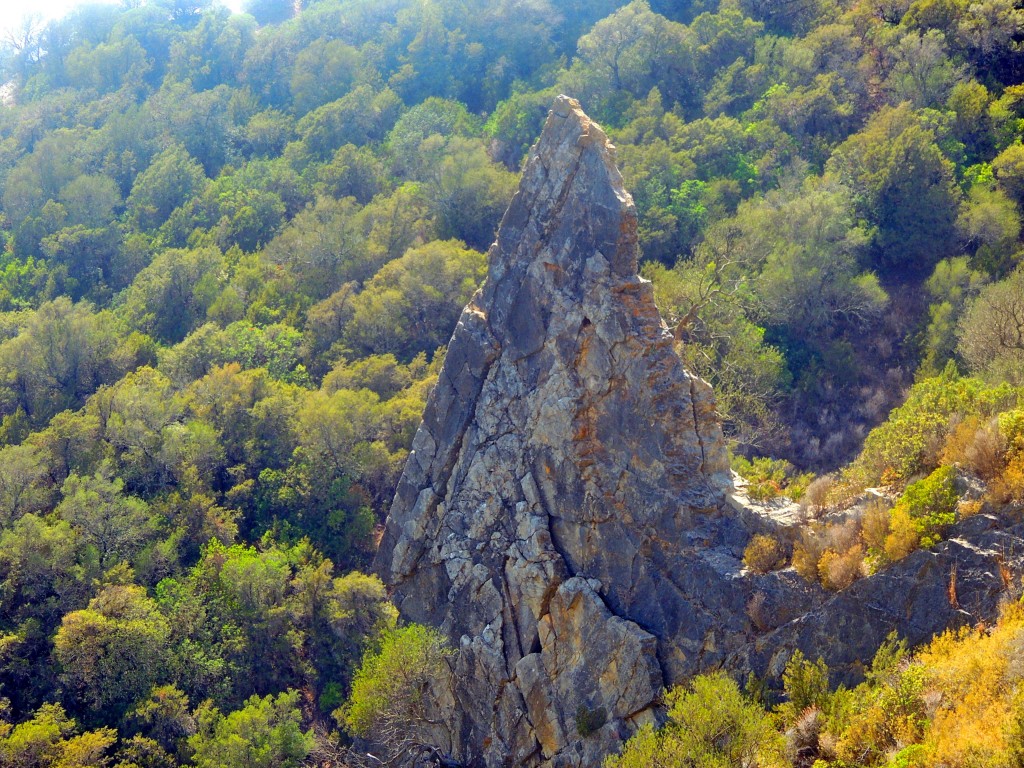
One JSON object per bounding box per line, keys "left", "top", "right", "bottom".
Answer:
{"left": 376, "top": 94, "right": 747, "bottom": 767}
{"left": 375, "top": 95, "right": 1024, "bottom": 767}
{"left": 738, "top": 510, "right": 1024, "bottom": 684}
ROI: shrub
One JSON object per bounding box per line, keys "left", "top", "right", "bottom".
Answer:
{"left": 785, "top": 707, "right": 823, "bottom": 768}
{"left": 747, "top": 592, "right": 770, "bottom": 632}
{"left": 794, "top": 520, "right": 865, "bottom": 588}
{"left": 793, "top": 529, "right": 827, "bottom": 582}
{"left": 743, "top": 534, "right": 786, "bottom": 574}
{"left": 940, "top": 416, "right": 1006, "bottom": 480}
{"left": 992, "top": 454, "right": 1024, "bottom": 503}
{"left": 817, "top": 544, "right": 865, "bottom": 591}
{"left": 605, "top": 673, "right": 785, "bottom": 768}
{"left": 897, "top": 466, "right": 959, "bottom": 547}
{"left": 958, "top": 499, "right": 984, "bottom": 517}
{"left": 800, "top": 475, "right": 835, "bottom": 517}
{"left": 885, "top": 506, "right": 922, "bottom": 561}
{"left": 1000, "top": 409, "right": 1024, "bottom": 452}
{"left": 861, "top": 498, "right": 892, "bottom": 558}
{"left": 780, "top": 651, "right": 831, "bottom": 724}
{"left": 849, "top": 367, "right": 1017, "bottom": 486}
{"left": 733, "top": 455, "right": 814, "bottom": 501}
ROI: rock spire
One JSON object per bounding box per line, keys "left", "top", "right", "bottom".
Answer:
{"left": 377, "top": 95, "right": 735, "bottom": 767}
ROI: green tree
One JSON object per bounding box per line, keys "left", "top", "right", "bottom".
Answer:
{"left": 126, "top": 143, "right": 208, "bottom": 231}
{"left": 419, "top": 136, "right": 518, "bottom": 249}
{"left": 181, "top": 542, "right": 302, "bottom": 699}
{"left": 165, "top": 11, "right": 254, "bottom": 91}
{"left": 0, "top": 298, "right": 134, "bottom": 426}
{"left": 289, "top": 38, "right": 362, "bottom": 116}
{"left": 119, "top": 246, "right": 224, "bottom": 343}
{"left": 0, "top": 515, "right": 86, "bottom": 630}
{"left": 920, "top": 256, "right": 987, "bottom": 373}
{"left": 127, "top": 685, "right": 196, "bottom": 759}
{"left": 40, "top": 224, "right": 124, "bottom": 301}
{"left": 242, "top": 0, "right": 294, "bottom": 26}
{"left": 884, "top": 30, "right": 964, "bottom": 108}
{"left": 827, "top": 103, "right": 960, "bottom": 273}
{"left": 240, "top": 109, "right": 294, "bottom": 158}
{"left": 647, "top": 258, "right": 790, "bottom": 449}
{"left": 57, "top": 468, "right": 155, "bottom": 568}
{"left": 746, "top": 177, "right": 886, "bottom": 339}
{"left": 56, "top": 174, "right": 121, "bottom": 229}
{"left": 342, "top": 624, "right": 455, "bottom": 764}
{"left": 189, "top": 690, "right": 312, "bottom": 768}
{"left": 560, "top": 0, "right": 694, "bottom": 119}
{"left": 958, "top": 266, "right": 1024, "bottom": 384}
{"left": 54, "top": 585, "right": 172, "bottom": 723}
{"left": 314, "top": 143, "right": 387, "bottom": 204}
{"left": 386, "top": 97, "right": 481, "bottom": 177}
{"left": 260, "top": 196, "right": 375, "bottom": 301}
{"left": 290, "top": 566, "right": 397, "bottom": 709}
{"left": 65, "top": 35, "right": 151, "bottom": 93}
{"left": 956, "top": 184, "right": 1021, "bottom": 275}
{"left": 344, "top": 239, "right": 485, "bottom": 359}
{"left": 0, "top": 703, "right": 116, "bottom": 768}
{"left": 0, "top": 443, "right": 50, "bottom": 525}
{"left": 605, "top": 672, "right": 784, "bottom": 768}
{"left": 992, "top": 142, "right": 1024, "bottom": 207}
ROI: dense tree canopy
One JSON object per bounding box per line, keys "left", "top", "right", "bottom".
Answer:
{"left": 0, "top": 0, "right": 1021, "bottom": 763}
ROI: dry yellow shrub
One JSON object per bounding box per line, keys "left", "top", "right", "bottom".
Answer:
{"left": 743, "top": 534, "right": 786, "bottom": 574}
{"left": 817, "top": 544, "right": 865, "bottom": 591}
{"left": 941, "top": 416, "right": 1007, "bottom": 480}
{"left": 957, "top": 499, "right": 984, "bottom": 518}
{"left": 884, "top": 505, "right": 921, "bottom": 562}
{"left": 915, "top": 606, "right": 1024, "bottom": 766}
{"left": 941, "top": 416, "right": 982, "bottom": 464}
{"left": 989, "top": 454, "right": 1024, "bottom": 504}
{"left": 860, "top": 499, "right": 891, "bottom": 552}
{"left": 1004, "top": 455, "right": 1024, "bottom": 501}
{"left": 792, "top": 529, "right": 825, "bottom": 582}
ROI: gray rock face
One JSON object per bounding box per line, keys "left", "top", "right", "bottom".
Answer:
{"left": 377, "top": 95, "right": 744, "bottom": 767}
{"left": 738, "top": 511, "right": 1024, "bottom": 684}
{"left": 375, "top": 95, "right": 1024, "bottom": 767}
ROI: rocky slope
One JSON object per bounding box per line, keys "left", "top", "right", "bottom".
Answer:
{"left": 375, "top": 95, "right": 1024, "bottom": 767}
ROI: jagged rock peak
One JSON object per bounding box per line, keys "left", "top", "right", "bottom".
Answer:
{"left": 489, "top": 93, "right": 637, "bottom": 281}
{"left": 377, "top": 95, "right": 733, "bottom": 768}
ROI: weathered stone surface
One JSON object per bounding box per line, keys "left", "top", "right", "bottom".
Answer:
{"left": 376, "top": 95, "right": 741, "bottom": 767}
{"left": 375, "top": 95, "right": 1024, "bottom": 768}
{"left": 736, "top": 511, "right": 1024, "bottom": 683}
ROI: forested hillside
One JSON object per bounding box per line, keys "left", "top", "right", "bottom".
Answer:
{"left": 0, "top": 0, "right": 1021, "bottom": 765}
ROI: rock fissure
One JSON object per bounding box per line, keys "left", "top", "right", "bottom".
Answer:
{"left": 688, "top": 377, "right": 708, "bottom": 472}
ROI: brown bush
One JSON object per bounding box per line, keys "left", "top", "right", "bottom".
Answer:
{"left": 860, "top": 498, "right": 891, "bottom": 552}
{"left": 818, "top": 544, "right": 865, "bottom": 591}
{"left": 743, "top": 534, "right": 786, "bottom": 574}
{"left": 793, "top": 527, "right": 826, "bottom": 581}
{"left": 942, "top": 416, "right": 1007, "bottom": 480}
{"left": 801, "top": 475, "right": 836, "bottom": 518}
{"left": 785, "top": 707, "right": 823, "bottom": 768}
